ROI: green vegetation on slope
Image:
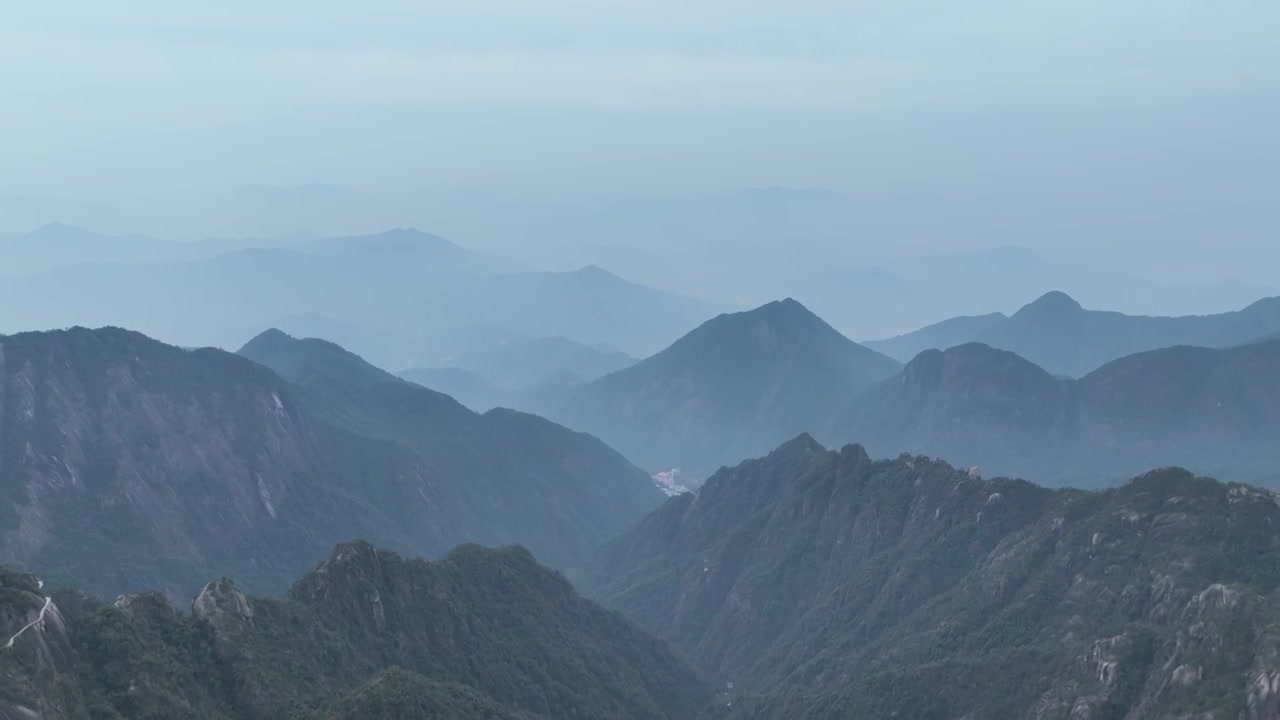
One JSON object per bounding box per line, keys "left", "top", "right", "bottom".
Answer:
{"left": 0, "top": 543, "right": 709, "bottom": 720}
{"left": 586, "top": 436, "right": 1280, "bottom": 718}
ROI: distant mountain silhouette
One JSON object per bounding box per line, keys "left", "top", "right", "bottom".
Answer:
{"left": 399, "top": 365, "right": 605, "bottom": 416}
{"left": 555, "top": 299, "right": 900, "bottom": 477}
{"left": 442, "top": 336, "right": 635, "bottom": 389}
{"left": 0, "top": 233, "right": 711, "bottom": 359}
{"left": 395, "top": 335, "right": 636, "bottom": 413}
{"left": 834, "top": 339, "right": 1280, "bottom": 486}
{"left": 299, "top": 227, "right": 516, "bottom": 275}
{"left": 867, "top": 291, "right": 1280, "bottom": 376}
{"left": 0, "top": 223, "right": 176, "bottom": 276}
{"left": 397, "top": 366, "right": 510, "bottom": 412}
{"left": 862, "top": 311, "right": 1009, "bottom": 361}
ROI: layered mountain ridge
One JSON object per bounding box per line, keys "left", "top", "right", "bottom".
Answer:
{"left": 868, "top": 291, "right": 1280, "bottom": 376}
{"left": 836, "top": 338, "right": 1280, "bottom": 486}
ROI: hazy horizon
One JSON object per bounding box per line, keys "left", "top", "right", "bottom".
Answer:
{"left": 6, "top": 2, "right": 1277, "bottom": 224}
{"left": 7, "top": 6, "right": 1280, "bottom": 717}
{"left": 4, "top": 0, "right": 1279, "bottom": 340}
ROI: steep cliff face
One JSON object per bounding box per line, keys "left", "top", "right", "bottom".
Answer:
{"left": 0, "top": 543, "right": 711, "bottom": 720}
{"left": 585, "top": 437, "right": 1280, "bottom": 719}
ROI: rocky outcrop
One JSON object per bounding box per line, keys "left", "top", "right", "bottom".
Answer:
{"left": 0, "top": 571, "right": 78, "bottom": 719}
{"left": 193, "top": 578, "right": 256, "bottom": 660}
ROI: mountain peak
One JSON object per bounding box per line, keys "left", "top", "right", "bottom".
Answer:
{"left": 1241, "top": 295, "right": 1280, "bottom": 315}
{"left": 558, "top": 298, "right": 900, "bottom": 475}
{"left": 238, "top": 328, "right": 400, "bottom": 388}
{"left": 29, "top": 222, "right": 94, "bottom": 238}
{"left": 675, "top": 298, "right": 875, "bottom": 360}
{"left": 574, "top": 263, "right": 617, "bottom": 278}
{"left": 703, "top": 298, "right": 823, "bottom": 333}
{"left": 370, "top": 227, "right": 451, "bottom": 244}
{"left": 302, "top": 227, "right": 463, "bottom": 256}
{"left": 755, "top": 296, "right": 811, "bottom": 317}
{"left": 769, "top": 432, "right": 827, "bottom": 458}
{"left": 899, "top": 341, "right": 1057, "bottom": 385}
{"left": 1014, "top": 290, "right": 1083, "bottom": 318}
{"left": 241, "top": 327, "right": 294, "bottom": 348}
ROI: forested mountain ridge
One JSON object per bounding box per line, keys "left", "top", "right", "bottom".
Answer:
{"left": 585, "top": 436, "right": 1280, "bottom": 719}
{"left": 0, "top": 542, "right": 710, "bottom": 719}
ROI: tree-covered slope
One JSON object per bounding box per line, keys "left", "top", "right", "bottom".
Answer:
{"left": 585, "top": 436, "right": 1280, "bottom": 718}
{"left": 0, "top": 542, "right": 710, "bottom": 719}
{"left": 556, "top": 299, "right": 900, "bottom": 478}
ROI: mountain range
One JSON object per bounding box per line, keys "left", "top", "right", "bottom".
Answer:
{"left": 0, "top": 326, "right": 661, "bottom": 599}
{"left": 0, "top": 227, "right": 712, "bottom": 362}
{"left": 586, "top": 435, "right": 1280, "bottom": 718}
{"left": 5, "top": 311, "right": 1280, "bottom": 718}
{"left": 438, "top": 336, "right": 635, "bottom": 390}
{"left": 0, "top": 224, "right": 178, "bottom": 277}
{"left": 0, "top": 540, "right": 709, "bottom": 719}
{"left": 546, "top": 296, "right": 1280, "bottom": 488}
{"left": 835, "top": 339, "right": 1280, "bottom": 486}
{"left": 868, "top": 290, "right": 1280, "bottom": 376}
{"left": 396, "top": 336, "right": 637, "bottom": 413}
{"left": 553, "top": 299, "right": 901, "bottom": 478}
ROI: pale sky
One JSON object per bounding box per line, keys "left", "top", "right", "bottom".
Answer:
{"left": 4, "top": 0, "right": 1278, "bottom": 204}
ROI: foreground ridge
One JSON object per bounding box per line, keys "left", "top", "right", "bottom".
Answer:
{"left": 0, "top": 542, "right": 710, "bottom": 719}
{"left": 586, "top": 436, "right": 1280, "bottom": 719}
